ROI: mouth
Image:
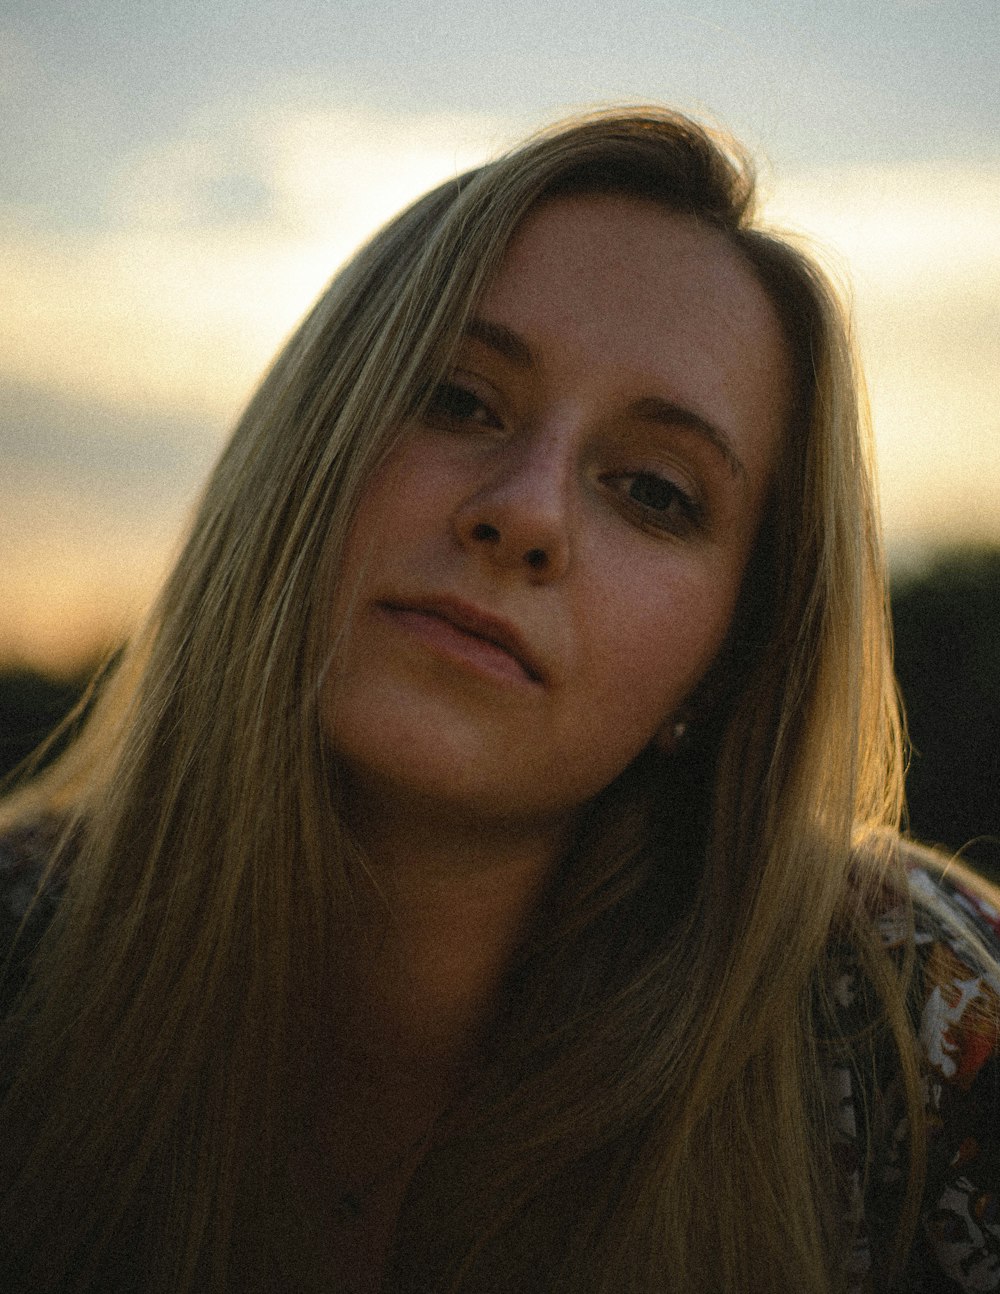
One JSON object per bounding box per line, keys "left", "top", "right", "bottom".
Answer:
{"left": 378, "top": 596, "right": 545, "bottom": 685}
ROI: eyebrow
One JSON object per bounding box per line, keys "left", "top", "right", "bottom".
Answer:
{"left": 462, "top": 316, "right": 535, "bottom": 368}
{"left": 631, "top": 396, "right": 748, "bottom": 483}
{"left": 462, "top": 314, "right": 748, "bottom": 483}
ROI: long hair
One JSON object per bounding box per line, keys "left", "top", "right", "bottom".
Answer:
{"left": 1, "top": 108, "right": 913, "bottom": 1292}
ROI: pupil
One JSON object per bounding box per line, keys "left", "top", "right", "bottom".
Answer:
{"left": 631, "top": 476, "right": 676, "bottom": 510}
{"left": 441, "top": 386, "right": 477, "bottom": 417}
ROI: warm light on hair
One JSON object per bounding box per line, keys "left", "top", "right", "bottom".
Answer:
{"left": 0, "top": 107, "right": 934, "bottom": 1293}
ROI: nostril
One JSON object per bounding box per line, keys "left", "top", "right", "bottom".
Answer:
{"left": 467, "top": 524, "right": 549, "bottom": 571}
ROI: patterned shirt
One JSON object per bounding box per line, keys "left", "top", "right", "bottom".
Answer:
{"left": 833, "top": 860, "right": 1000, "bottom": 1292}
{"left": 1, "top": 826, "right": 999, "bottom": 1290}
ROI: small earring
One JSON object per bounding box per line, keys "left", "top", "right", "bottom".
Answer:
{"left": 654, "top": 717, "right": 689, "bottom": 753}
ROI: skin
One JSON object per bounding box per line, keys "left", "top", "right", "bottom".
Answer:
{"left": 318, "top": 184, "right": 795, "bottom": 1098}
{"left": 310, "top": 194, "right": 794, "bottom": 1292}
{"left": 326, "top": 194, "right": 790, "bottom": 847}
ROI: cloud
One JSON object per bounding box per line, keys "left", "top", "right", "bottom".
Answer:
{"left": 0, "top": 99, "right": 512, "bottom": 423}
{"left": 764, "top": 164, "right": 1000, "bottom": 292}
{"left": 2, "top": 100, "right": 999, "bottom": 666}
{"left": 0, "top": 98, "right": 520, "bottom": 668}
{"left": 763, "top": 164, "right": 1000, "bottom": 549}
{"left": 0, "top": 481, "right": 172, "bottom": 672}
{"left": 5, "top": 97, "right": 996, "bottom": 463}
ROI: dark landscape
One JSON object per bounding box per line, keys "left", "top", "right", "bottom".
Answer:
{"left": 2, "top": 546, "right": 998, "bottom": 881}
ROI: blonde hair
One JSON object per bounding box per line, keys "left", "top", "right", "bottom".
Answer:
{"left": 1, "top": 108, "right": 916, "bottom": 1292}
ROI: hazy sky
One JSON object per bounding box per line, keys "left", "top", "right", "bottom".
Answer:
{"left": 2, "top": 0, "right": 999, "bottom": 669}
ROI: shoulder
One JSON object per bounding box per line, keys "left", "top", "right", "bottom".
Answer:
{"left": 0, "top": 820, "right": 61, "bottom": 914}
{"left": 901, "top": 845, "right": 1000, "bottom": 1104}
{"left": 0, "top": 819, "right": 64, "bottom": 1010}
{"left": 905, "top": 842, "right": 1000, "bottom": 954}
{"left": 881, "top": 844, "right": 1000, "bottom": 1291}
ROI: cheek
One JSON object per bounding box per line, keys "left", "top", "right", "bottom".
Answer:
{"left": 584, "top": 562, "right": 743, "bottom": 730}
{"left": 330, "top": 440, "right": 452, "bottom": 619}
{"left": 347, "top": 447, "right": 434, "bottom": 551}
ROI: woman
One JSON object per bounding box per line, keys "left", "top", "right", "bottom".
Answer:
{"left": 1, "top": 108, "right": 998, "bottom": 1293}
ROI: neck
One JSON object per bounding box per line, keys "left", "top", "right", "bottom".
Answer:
{"left": 342, "top": 785, "right": 574, "bottom": 1065}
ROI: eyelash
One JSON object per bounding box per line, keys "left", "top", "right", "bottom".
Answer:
{"left": 606, "top": 472, "right": 705, "bottom": 537}
{"left": 423, "top": 380, "right": 502, "bottom": 431}
{"left": 423, "top": 378, "right": 706, "bottom": 538}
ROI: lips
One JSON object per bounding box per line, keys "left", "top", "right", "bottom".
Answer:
{"left": 379, "top": 595, "right": 545, "bottom": 684}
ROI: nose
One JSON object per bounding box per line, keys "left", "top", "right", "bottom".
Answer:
{"left": 452, "top": 429, "right": 574, "bottom": 581}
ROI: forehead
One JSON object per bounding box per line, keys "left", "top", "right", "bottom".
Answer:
{"left": 475, "top": 194, "right": 792, "bottom": 486}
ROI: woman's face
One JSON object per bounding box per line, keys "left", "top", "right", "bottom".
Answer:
{"left": 324, "top": 195, "right": 790, "bottom": 832}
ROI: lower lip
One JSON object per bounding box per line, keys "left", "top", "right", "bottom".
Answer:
{"left": 379, "top": 605, "right": 539, "bottom": 687}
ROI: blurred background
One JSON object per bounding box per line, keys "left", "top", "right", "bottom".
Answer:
{"left": 2, "top": 0, "right": 998, "bottom": 867}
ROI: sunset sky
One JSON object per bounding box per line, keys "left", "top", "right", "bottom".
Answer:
{"left": 2, "top": 0, "right": 999, "bottom": 671}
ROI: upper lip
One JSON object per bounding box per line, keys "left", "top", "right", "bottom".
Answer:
{"left": 381, "top": 594, "right": 547, "bottom": 683}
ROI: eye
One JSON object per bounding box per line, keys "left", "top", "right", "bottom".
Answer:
{"left": 606, "top": 471, "right": 705, "bottom": 537}
{"left": 423, "top": 380, "right": 502, "bottom": 432}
